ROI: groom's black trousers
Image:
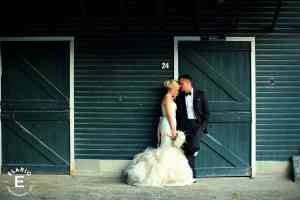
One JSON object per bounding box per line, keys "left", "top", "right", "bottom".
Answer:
{"left": 182, "top": 119, "right": 204, "bottom": 178}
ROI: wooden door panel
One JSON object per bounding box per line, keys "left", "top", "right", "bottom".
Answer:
{"left": 1, "top": 42, "right": 70, "bottom": 174}
{"left": 179, "top": 41, "right": 251, "bottom": 177}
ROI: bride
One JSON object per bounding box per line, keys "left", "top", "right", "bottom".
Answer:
{"left": 122, "top": 79, "right": 195, "bottom": 187}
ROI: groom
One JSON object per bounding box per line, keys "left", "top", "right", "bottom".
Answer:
{"left": 175, "top": 74, "right": 209, "bottom": 179}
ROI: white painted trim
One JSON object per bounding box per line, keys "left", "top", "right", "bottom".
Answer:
{"left": 69, "top": 39, "right": 75, "bottom": 175}
{"left": 0, "top": 43, "right": 2, "bottom": 175}
{"left": 251, "top": 38, "right": 257, "bottom": 178}
{"left": 0, "top": 37, "right": 75, "bottom": 175}
{"left": 0, "top": 37, "right": 74, "bottom": 41}
{"left": 174, "top": 36, "right": 201, "bottom": 80}
{"left": 173, "top": 36, "right": 256, "bottom": 177}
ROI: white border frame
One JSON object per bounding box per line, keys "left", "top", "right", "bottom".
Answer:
{"left": 0, "top": 43, "right": 2, "bottom": 175}
{"left": 174, "top": 36, "right": 256, "bottom": 177}
{"left": 0, "top": 37, "right": 75, "bottom": 175}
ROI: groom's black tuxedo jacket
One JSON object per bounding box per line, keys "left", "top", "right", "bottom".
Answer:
{"left": 175, "top": 89, "right": 209, "bottom": 133}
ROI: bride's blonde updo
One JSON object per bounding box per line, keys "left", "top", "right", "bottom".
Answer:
{"left": 163, "top": 79, "right": 179, "bottom": 91}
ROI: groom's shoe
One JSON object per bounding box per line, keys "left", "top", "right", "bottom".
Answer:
{"left": 193, "top": 178, "right": 198, "bottom": 183}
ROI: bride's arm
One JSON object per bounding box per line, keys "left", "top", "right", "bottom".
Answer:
{"left": 163, "top": 95, "right": 177, "bottom": 139}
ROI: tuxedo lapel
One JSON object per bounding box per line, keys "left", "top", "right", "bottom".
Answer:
{"left": 179, "top": 92, "right": 188, "bottom": 119}
{"left": 192, "top": 89, "right": 202, "bottom": 121}
{"left": 193, "top": 89, "right": 199, "bottom": 110}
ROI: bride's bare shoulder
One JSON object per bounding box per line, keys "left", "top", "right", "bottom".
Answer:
{"left": 161, "top": 94, "right": 172, "bottom": 105}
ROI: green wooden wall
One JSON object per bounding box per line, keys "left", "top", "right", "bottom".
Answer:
{"left": 0, "top": 0, "right": 299, "bottom": 161}
{"left": 255, "top": 33, "right": 300, "bottom": 161}
{"left": 74, "top": 35, "right": 173, "bottom": 159}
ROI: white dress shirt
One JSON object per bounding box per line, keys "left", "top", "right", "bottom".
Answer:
{"left": 185, "top": 88, "right": 197, "bottom": 119}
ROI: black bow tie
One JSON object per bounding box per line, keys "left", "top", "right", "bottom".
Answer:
{"left": 185, "top": 92, "right": 192, "bottom": 96}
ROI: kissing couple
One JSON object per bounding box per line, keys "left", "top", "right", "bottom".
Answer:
{"left": 123, "top": 74, "right": 209, "bottom": 187}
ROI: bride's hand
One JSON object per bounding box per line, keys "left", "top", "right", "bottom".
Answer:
{"left": 171, "top": 129, "right": 177, "bottom": 140}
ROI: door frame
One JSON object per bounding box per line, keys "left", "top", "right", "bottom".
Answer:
{"left": 173, "top": 36, "right": 256, "bottom": 177}
{"left": 0, "top": 37, "right": 75, "bottom": 175}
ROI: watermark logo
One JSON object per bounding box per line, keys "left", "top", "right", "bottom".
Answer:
{"left": 7, "top": 167, "right": 33, "bottom": 197}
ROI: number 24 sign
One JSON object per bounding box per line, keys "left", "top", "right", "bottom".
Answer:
{"left": 161, "top": 62, "right": 169, "bottom": 70}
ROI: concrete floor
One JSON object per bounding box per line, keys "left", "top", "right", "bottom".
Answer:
{"left": 0, "top": 175, "right": 300, "bottom": 200}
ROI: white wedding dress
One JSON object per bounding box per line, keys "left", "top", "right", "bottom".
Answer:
{"left": 123, "top": 101, "right": 194, "bottom": 187}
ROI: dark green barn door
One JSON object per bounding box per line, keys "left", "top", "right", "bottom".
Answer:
{"left": 1, "top": 41, "right": 70, "bottom": 174}
{"left": 179, "top": 41, "right": 251, "bottom": 177}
